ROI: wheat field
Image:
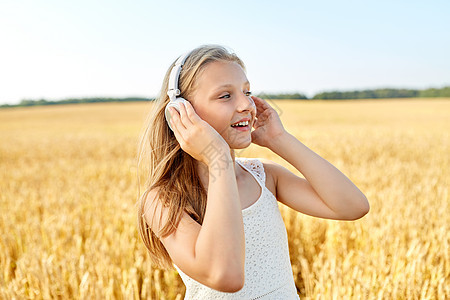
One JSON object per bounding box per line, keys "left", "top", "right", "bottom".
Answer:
{"left": 0, "top": 98, "right": 448, "bottom": 299}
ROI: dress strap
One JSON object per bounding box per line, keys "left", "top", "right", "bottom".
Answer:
{"left": 237, "top": 157, "right": 266, "bottom": 185}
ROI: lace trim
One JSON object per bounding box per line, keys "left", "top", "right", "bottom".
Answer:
{"left": 236, "top": 157, "right": 265, "bottom": 184}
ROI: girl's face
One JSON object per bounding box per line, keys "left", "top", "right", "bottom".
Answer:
{"left": 189, "top": 60, "right": 256, "bottom": 149}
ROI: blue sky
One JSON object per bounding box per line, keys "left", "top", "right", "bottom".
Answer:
{"left": 1, "top": 0, "right": 449, "bottom": 104}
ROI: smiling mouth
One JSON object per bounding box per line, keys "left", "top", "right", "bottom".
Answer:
{"left": 230, "top": 120, "right": 250, "bottom": 128}
{"left": 230, "top": 120, "right": 251, "bottom": 132}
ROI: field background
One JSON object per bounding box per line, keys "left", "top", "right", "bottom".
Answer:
{"left": 0, "top": 99, "right": 448, "bottom": 299}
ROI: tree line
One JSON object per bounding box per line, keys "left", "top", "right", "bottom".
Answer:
{"left": 1, "top": 86, "right": 449, "bottom": 108}
{"left": 0, "top": 97, "right": 151, "bottom": 108}
{"left": 312, "top": 86, "right": 450, "bottom": 100}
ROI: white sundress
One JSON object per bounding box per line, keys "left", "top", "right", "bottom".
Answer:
{"left": 174, "top": 157, "right": 300, "bottom": 299}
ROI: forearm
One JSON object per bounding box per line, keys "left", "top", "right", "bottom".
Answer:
{"left": 269, "top": 132, "right": 369, "bottom": 218}
{"left": 195, "top": 153, "right": 245, "bottom": 281}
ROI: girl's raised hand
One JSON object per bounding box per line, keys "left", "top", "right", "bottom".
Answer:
{"left": 250, "top": 96, "right": 287, "bottom": 148}
{"left": 169, "top": 100, "right": 230, "bottom": 166}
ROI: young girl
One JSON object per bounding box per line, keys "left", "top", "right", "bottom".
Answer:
{"left": 137, "top": 44, "right": 369, "bottom": 299}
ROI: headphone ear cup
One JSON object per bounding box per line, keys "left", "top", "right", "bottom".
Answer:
{"left": 165, "top": 98, "right": 187, "bottom": 131}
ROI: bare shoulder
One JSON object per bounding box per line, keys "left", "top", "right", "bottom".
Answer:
{"left": 257, "top": 157, "right": 279, "bottom": 197}
{"left": 142, "top": 187, "right": 243, "bottom": 292}
{"left": 141, "top": 188, "right": 207, "bottom": 282}
{"left": 142, "top": 188, "right": 200, "bottom": 239}
{"left": 258, "top": 157, "right": 280, "bottom": 179}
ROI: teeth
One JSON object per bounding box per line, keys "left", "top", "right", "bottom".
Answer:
{"left": 231, "top": 120, "right": 249, "bottom": 127}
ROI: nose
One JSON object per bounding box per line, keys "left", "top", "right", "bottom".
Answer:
{"left": 237, "top": 92, "right": 255, "bottom": 112}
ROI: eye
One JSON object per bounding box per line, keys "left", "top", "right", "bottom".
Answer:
{"left": 245, "top": 91, "right": 252, "bottom": 96}
{"left": 219, "top": 93, "right": 230, "bottom": 99}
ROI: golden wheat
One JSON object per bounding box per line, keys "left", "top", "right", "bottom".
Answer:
{"left": 0, "top": 99, "right": 448, "bottom": 299}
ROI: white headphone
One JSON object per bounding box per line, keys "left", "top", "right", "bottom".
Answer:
{"left": 164, "top": 51, "right": 192, "bottom": 132}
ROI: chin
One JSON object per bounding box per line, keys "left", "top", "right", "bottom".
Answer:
{"left": 229, "top": 138, "right": 252, "bottom": 149}
{"left": 224, "top": 126, "right": 252, "bottom": 148}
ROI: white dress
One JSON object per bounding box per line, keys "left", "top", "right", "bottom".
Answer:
{"left": 173, "top": 157, "right": 300, "bottom": 299}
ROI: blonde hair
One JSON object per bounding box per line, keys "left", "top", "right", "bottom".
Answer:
{"left": 136, "top": 44, "right": 245, "bottom": 270}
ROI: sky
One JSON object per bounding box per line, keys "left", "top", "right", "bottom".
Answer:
{"left": 0, "top": 0, "right": 449, "bottom": 105}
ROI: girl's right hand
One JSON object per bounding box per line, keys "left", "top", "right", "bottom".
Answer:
{"left": 169, "top": 100, "right": 230, "bottom": 166}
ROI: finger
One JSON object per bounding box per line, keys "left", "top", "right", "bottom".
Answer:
{"left": 179, "top": 101, "right": 194, "bottom": 127}
{"left": 253, "top": 97, "right": 272, "bottom": 115}
{"left": 183, "top": 100, "right": 202, "bottom": 123}
{"left": 253, "top": 98, "right": 265, "bottom": 115}
{"left": 170, "top": 107, "right": 187, "bottom": 132}
{"left": 253, "top": 96, "right": 270, "bottom": 108}
{"left": 170, "top": 116, "right": 186, "bottom": 147}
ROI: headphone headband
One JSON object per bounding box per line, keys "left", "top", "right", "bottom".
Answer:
{"left": 167, "top": 51, "right": 192, "bottom": 101}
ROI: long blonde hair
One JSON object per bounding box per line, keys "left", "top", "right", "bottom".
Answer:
{"left": 136, "top": 45, "right": 245, "bottom": 270}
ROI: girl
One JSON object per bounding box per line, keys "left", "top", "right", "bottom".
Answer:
{"left": 137, "top": 44, "right": 369, "bottom": 299}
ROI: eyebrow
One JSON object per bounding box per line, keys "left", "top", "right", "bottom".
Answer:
{"left": 212, "top": 81, "right": 250, "bottom": 93}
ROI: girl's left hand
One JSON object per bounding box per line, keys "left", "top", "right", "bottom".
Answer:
{"left": 250, "top": 96, "right": 287, "bottom": 148}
